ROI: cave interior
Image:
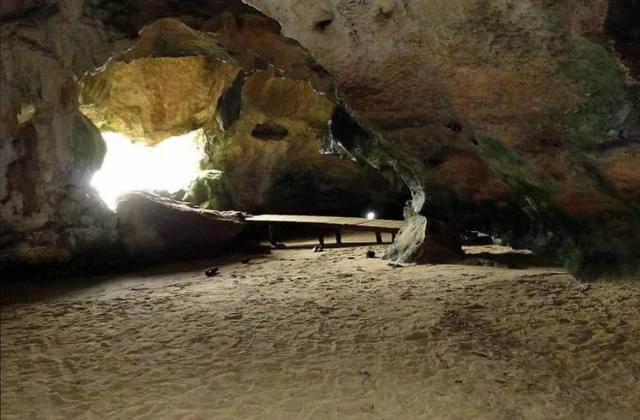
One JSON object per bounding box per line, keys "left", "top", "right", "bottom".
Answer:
{"left": 1, "top": 1, "right": 640, "bottom": 417}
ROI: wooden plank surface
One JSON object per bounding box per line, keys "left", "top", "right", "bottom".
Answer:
{"left": 357, "top": 220, "right": 404, "bottom": 229}
{"left": 246, "top": 214, "right": 403, "bottom": 232}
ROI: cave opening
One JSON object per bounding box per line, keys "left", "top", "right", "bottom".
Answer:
{"left": 90, "top": 130, "right": 205, "bottom": 210}
{"left": 74, "top": 17, "right": 410, "bottom": 225}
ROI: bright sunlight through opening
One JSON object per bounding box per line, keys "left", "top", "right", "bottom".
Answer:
{"left": 91, "top": 131, "right": 204, "bottom": 210}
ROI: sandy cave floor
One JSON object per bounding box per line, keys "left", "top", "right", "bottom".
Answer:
{"left": 1, "top": 232, "right": 639, "bottom": 420}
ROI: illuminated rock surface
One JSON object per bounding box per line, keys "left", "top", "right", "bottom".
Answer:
{"left": 79, "top": 18, "right": 403, "bottom": 214}
{"left": 183, "top": 170, "right": 230, "bottom": 211}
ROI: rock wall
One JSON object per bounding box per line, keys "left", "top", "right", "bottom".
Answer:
{"left": 1, "top": 1, "right": 118, "bottom": 266}
{"left": 0, "top": 0, "right": 403, "bottom": 269}
{"left": 248, "top": 0, "right": 640, "bottom": 277}
{"left": 79, "top": 18, "right": 404, "bottom": 214}
{"left": 1, "top": 0, "right": 638, "bottom": 277}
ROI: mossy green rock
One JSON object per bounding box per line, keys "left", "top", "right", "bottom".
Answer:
{"left": 183, "top": 170, "right": 231, "bottom": 210}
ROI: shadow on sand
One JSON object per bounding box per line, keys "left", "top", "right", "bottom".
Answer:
{"left": 0, "top": 254, "right": 248, "bottom": 307}
{"left": 1, "top": 241, "right": 557, "bottom": 307}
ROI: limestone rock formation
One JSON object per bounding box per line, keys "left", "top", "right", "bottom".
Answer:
{"left": 115, "top": 191, "right": 245, "bottom": 263}
{"left": 248, "top": 0, "right": 640, "bottom": 277}
{"left": 1, "top": 0, "right": 639, "bottom": 277}
{"left": 80, "top": 55, "right": 238, "bottom": 145}
{"left": 1, "top": 5, "right": 118, "bottom": 266}
{"left": 78, "top": 17, "right": 405, "bottom": 214}
{"left": 0, "top": 1, "right": 403, "bottom": 268}
{"left": 383, "top": 215, "right": 463, "bottom": 265}
{"left": 183, "top": 170, "right": 230, "bottom": 211}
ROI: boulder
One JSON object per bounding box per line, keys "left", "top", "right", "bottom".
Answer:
{"left": 115, "top": 191, "right": 245, "bottom": 263}
{"left": 383, "top": 215, "right": 463, "bottom": 265}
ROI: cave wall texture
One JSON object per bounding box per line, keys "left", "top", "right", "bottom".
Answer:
{"left": 78, "top": 18, "right": 403, "bottom": 215}
{"left": 249, "top": 0, "right": 640, "bottom": 277}
{"left": 0, "top": 0, "right": 403, "bottom": 269}
{"left": 1, "top": 0, "right": 639, "bottom": 277}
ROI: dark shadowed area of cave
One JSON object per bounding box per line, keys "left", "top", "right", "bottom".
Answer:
{"left": 1, "top": 0, "right": 639, "bottom": 418}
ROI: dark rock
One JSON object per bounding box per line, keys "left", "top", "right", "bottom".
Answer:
{"left": 0, "top": 0, "right": 50, "bottom": 20}
{"left": 314, "top": 19, "right": 332, "bottom": 33}
{"left": 366, "top": 250, "right": 376, "bottom": 258}
{"left": 205, "top": 267, "right": 220, "bottom": 277}
{"left": 444, "top": 121, "right": 462, "bottom": 132}
{"left": 115, "top": 191, "right": 245, "bottom": 263}
{"left": 461, "top": 231, "right": 494, "bottom": 246}
{"left": 251, "top": 122, "right": 289, "bottom": 140}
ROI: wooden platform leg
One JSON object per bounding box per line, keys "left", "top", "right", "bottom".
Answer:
{"left": 251, "top": 224, "right": 261, "bottom": 244}
{"left": 391, "top": 233, "right": 396, "bottom": 242}
{"left": 318, "top": 232, "right": 325, "bottom": 246}
{"left": 375, "top": 232, "right": 383, "bottom": 244}
{"left": 335, "top": 230, "right": 342, "bottom": 244}
{"left": 269, "top": 223, "right": 278, "bottom": 246}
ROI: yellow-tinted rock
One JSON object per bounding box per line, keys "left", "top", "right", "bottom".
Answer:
{"left": 81, "top": 57, "right": 238, "bottom": 145}
{"left": 78, "top": 18, "right": 404, "bottom": 214}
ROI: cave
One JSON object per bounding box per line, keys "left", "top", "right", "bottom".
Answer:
{"left": 1, "top": 0, "right": 639, "bottom": 418}
{"left": 75, "top": 24, "right": 408, "bottom": 217}
{"left": 90, "top": 131, "right": 205, "bottom": 209}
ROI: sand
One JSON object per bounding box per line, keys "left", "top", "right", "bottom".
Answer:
{"left": 1, "top": 233, "right": 639, "bottom": 420}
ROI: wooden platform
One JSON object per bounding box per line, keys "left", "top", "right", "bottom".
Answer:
{"left": 245, "top": 214, "right": 404, "bottom": 246}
